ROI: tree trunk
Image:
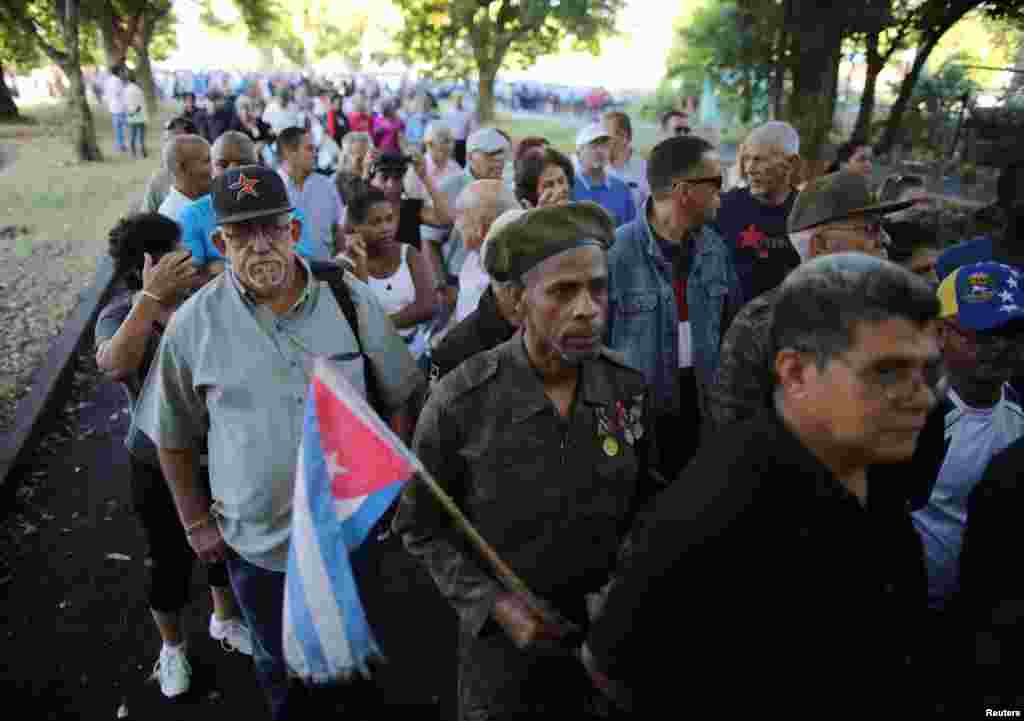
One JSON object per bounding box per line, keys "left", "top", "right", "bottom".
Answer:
{"left": 97, "top": 1, "right": 127, "bottom": 69}
{"left": 783, "top": 1, "right": 843, "bottom": 171}
{"left": 852, "top": 31, "right": 883, "bottom": 141}
{"left": 477, "top": 60, "right": 499, "bottom": 126}
{"left": 62, "top": 0, "right": 103, "bottom": 162}
{"left": 771, "top": 26, "right": 786, "bottom": 119}
{"left": 134, "top": 14, "right": 160, "bottom": 121}
{"left": 0, "top": 63, "right": 20, "bottom": 120}
{"left": 875, "top": 36, "right": 939, "bottom": 156}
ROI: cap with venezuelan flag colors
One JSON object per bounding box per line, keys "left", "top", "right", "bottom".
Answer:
{"left": 937, "top": 261, "right": 1024, "bottom": 331}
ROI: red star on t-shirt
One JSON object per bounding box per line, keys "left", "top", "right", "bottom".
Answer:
{"left": 738, "top": 225, "right": 768, "bottom": 257}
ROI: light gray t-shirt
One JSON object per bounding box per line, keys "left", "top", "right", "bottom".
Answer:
{"left": 135, "top": 257, "right": 423, "bottom": 571}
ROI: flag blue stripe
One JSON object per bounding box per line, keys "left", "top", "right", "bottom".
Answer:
{"left": 285, "top": 536, "right": 330, "bottom": 675}
{"left": 340, "top": 480, "right": 404, "bottom": 551}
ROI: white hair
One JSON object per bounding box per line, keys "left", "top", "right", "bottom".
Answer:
{"left": 790, "top": 228, "right": 815, "bottom": 262}
{"left": 424, "top": 121, "right": 453, "bottom": 145}
{"left": 455, "top": 180, "right": 519, "bottom": 216}
{"left": 745, "top": 121, "right": 800, "bottom": 157}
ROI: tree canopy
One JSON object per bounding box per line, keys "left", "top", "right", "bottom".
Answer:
{"left": 391, "top": 0, "right": 624, "bottom": 122}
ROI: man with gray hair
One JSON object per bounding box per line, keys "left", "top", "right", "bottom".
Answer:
{"left": 451, "top": 179, "right": 521, "bottom": 324}
{"left": 585, "top": 252, "right": 940, "bottom": 714}
{"left": 158, "top": 134, "right": 212, "bottom": 222}
{"left": 714, "top": 121, "right": 803, "bottom": 303}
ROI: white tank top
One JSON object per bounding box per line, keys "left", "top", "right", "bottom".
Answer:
{"left": 368, "top": 245, "right": 417, "bottom": 339}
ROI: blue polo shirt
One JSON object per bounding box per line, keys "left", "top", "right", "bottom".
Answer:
{"left": 178, "top": 195, "right": 317, "bottom": 266}
{"left": 572, "top": 172, "right": 637, "bottom": 228}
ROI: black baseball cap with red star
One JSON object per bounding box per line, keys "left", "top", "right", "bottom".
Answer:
{"left": 212, "top": 165, "right": 293, "bottom": 226}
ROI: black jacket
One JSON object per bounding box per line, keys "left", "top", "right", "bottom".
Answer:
{"left": 429, "top": 286, "right": 516, "bottom": 385}
{"left": 587, "top": 409, "right": 927, "bottom": 713}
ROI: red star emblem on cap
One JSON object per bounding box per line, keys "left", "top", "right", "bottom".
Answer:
{"left": 228, "top": 173, "right": 260, "bottom": 201}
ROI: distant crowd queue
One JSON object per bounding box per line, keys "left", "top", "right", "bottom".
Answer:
{"left": 94, "top": 69, "right": 1024, "bottom": 718}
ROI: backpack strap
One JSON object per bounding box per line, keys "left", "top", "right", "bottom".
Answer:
{"left": 309, "top": 259, "right": 382, "bottom": 411}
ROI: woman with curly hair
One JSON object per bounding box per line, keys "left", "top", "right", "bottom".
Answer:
{"left": 514, "top": 145, "right": 575, "bottom": 209}
{"left": 94, "top": 213, "right": 252, "bottom": 700}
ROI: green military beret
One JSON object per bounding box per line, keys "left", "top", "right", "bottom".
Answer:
{"left": 482, "top": 201, "right": 616, "bottom": 282}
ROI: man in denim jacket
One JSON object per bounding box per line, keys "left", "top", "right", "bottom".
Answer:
{"left": 607, "top": 136, "right": 742, "bottom": 478}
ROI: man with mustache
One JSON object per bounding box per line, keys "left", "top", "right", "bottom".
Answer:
{"left": 393, "top": 202, "right": 658, "bottom": 720}
{"left": 135, "top": 165, "right": 423, "bottom": 719}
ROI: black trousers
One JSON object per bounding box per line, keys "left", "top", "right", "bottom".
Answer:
{"left": 454, "top": 139, "right": 467, "bottom": 167}
{"left": 654, "top": 368, "right": 702, "bottom": 482}
{"left": 129, "top": 456, "right": 229, "bottom": 613}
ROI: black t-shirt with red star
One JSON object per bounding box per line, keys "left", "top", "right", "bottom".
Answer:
{"left": 715, "top": 187, "right": 800, "bottom": 303}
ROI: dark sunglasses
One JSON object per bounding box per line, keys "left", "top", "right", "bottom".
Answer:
{"left": 670, "top": 126, "right": 692, "bottom": 136}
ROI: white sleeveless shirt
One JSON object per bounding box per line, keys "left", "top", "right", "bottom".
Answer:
{"left": 367, "top": 245, "right": 428, "bottom": 357}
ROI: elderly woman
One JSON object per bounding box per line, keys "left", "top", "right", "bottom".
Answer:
{"left": 514, "top": 146, "right": 575, "bottom": 209}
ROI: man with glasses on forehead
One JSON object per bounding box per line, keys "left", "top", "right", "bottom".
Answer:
{"left": 584, "top": 253, "right": 941, "bottom": 714}
{"left": 607, "top": 135, "right": 741, "bottom": 478}
{"left": 135, "top": 165, "right": 422, "bottom": 719}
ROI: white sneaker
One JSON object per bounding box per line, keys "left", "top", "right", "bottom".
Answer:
{"left": 209, "top": 614, "right": 254, "bottom": 656}
{"left": 150, "top": 643, "right": 191, "bottom": 698}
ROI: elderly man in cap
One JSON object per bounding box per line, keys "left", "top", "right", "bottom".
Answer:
{"left": 584, "top": 253, "right": 941, "bottom": 715}
{"left": 135, "top": 164, "right": 422, "bottom": 719}
{"left": 572, "top": 123, "right": 637, "bottom": 228}
{"left": 394, "top": 202, "right": 659, "bottom": 720}
{"left": 177, "top": 131, "right": 319, "bottom": 275}
{"left": 435, "top": 128, "right": 512, "bottom": 299}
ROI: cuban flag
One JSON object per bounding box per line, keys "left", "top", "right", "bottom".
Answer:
{"left": 283, "top": 356, "right": 416, "bottom": 685}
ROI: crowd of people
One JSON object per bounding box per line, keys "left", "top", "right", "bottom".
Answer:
{"left": 91, "top": 62, "right": 1024, "bottom": 718}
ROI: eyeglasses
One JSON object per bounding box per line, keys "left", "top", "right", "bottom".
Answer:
{"left": 221, "top": 221, "right": 292, "bottom": 251}
{"left": 835, "top": 355, "right": 946, "bottom": 403}
{"left": 669, "top": 126, "right": 692, "bottom": 136}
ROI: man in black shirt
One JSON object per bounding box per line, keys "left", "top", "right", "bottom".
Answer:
{"left": 584, "top": 253, "right": 942, "bottom": 714}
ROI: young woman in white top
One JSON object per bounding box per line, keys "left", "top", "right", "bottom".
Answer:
{"left": 344, "top": 184, "right": 437, "bottom": 360}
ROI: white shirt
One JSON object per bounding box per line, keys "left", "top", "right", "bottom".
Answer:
{"left": 104, "top": 74, "right": 126, "bottom": 114}
{"left": 454, "top": 250, "right": 489, "bottom": 324}
{"left": 912, "top": 386, "right": 1024, "bottom": 609}
{"left": 123, "top": 83, "right": 146, "bottom": 122}
{"left": 158, "top": 186, "right": 193, "bottom": 223}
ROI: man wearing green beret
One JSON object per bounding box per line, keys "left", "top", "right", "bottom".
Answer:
{"left": 393, "top": 201, "right": 660, "bottom": 719}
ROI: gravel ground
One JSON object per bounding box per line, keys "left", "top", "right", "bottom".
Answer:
{"left": 0, "top": 225, "right": 92, "bottom": 431}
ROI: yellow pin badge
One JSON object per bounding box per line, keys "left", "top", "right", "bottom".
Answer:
{"left": 602, "top": 436, "right": 620, "bottom": 457}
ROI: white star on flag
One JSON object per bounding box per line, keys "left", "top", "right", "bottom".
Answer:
{"left": 325, "top": 450, "right": 349, "bottom": 480}
{"left": 1000, "top": 290, "right": 1015, "bottom": 303}
{"left": 1007, "top": 277, "right": 1019, "bottom": 289}
{"left": 1001, "top": 304, "right": 1020, "bottom": 313}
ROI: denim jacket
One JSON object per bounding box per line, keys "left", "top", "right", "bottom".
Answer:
{"left": 607, "top": 206, "right": 741, "bottom": 415}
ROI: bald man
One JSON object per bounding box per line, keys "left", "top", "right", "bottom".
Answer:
{"left": 451, "top": 179, "right": 521, "bottom": 324}
{"left": 158, "top": 134, "right": 212, "bottom": 222}
{"left": 178, "top": 131, "right": 319, "bottom": 274}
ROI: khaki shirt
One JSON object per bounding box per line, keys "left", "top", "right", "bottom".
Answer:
{"left": 136, "top": 257, "right": 423, "bottom": 571}
{"left": 393, "top": 333, "right": 658, "bottom": 637}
